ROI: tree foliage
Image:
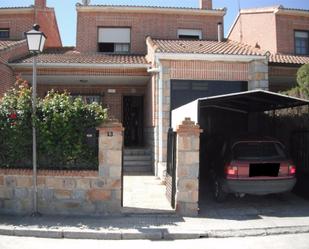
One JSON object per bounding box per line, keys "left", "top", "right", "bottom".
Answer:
{"left": 0, "top": 78, "right": 107, "bottom": 169}
{"left": 296, "top": 63, "right": 309, "bottom": 99}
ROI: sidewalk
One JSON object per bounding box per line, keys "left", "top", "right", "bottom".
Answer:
{"left": 1, "top": 210, "right": 309, "bottom": 240}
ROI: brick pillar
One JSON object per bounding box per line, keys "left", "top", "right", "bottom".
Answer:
{"left": 175, "top": 118, "right": 202, "bottom": 216}
{"left": 35, "top": 0, "right": 46, "bottom": 8}
{"left": 199, "top": 0, "right": 212, "bottom": 9}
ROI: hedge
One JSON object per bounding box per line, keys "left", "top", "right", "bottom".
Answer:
{"left": 0, "top": 78, "right": 107, "bottom": 170}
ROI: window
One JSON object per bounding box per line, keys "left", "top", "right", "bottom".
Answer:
{"left": 71, "top": 94, "right": 102, "bottom": 105}
{"left": 98, "top": 28, "right": 130, "bottom": 53}
{"left": 0, "top": 28, "right": 9, "bottom": 39}
{"left": 177, "top": 29, "right": 202, "bottom": 40}
{"left": 295, "top": 31, "right": 309, "bottom": 55}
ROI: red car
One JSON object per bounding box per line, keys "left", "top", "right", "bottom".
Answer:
{"left": 210, "top": 137, "right": 297, "bottom": 202}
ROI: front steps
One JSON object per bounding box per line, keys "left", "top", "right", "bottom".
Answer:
{"left": 123, "top": 148, "right": 153, "bottom": 173}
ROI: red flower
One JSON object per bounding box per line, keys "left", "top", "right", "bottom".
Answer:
{"left": 9, "top": 113, "right": 17, "bottom": 119}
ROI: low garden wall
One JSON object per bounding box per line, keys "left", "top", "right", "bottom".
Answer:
{"left": 0, "top": 120, "right": 124, "bottom": 216}
{"left": 0, "top": 169, "right": 121, "bottom": 215}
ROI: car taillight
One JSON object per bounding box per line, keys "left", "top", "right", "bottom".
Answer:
{"left": 289, "top": 165, "right": 296, "bottom": 176}
{"left": 225, "top": 164, "right": 238, "bottom": 177}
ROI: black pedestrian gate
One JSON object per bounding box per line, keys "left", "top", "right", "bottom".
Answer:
{"left": 166, "top": 128, "right": 177, "bottom": 209}
{"left": 291, "top": 131, "right": 309, "bottom": 174}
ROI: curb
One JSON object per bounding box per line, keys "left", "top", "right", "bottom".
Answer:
{"left": 0, "top": 225, "right": 309, "bottom": 240}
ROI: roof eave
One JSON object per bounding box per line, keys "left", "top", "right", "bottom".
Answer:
{"left": 0, "top": 7, "right": 34, "bottom": 14}
{"left": 76, "top": 6, "right": 226, "bottom": 16}
{"left": 9, "top": 62, "right": 150, "bottom": 69}
{"left": 154, "top": 52, "right": 267, "bottom": 62}
{"left": 275, "top": 8, "right": 309, "bottom": 17}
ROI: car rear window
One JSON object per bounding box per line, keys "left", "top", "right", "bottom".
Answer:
{"left": 232, "top": 142, "right": 287, "bottom": 160}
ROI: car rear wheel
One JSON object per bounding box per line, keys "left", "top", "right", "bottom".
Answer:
{"left": 213, "top": 179, "right": 227, "bottom": 202}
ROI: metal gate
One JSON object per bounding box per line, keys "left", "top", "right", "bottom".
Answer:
{"left": 291, "top": 131, "right": 309, "bottom": 173}
{"left": 166, "top": 128, "right": 177, "bottom": 208}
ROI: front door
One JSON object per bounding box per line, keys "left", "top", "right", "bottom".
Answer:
{"left": 123, "top": 96, "right": 144, "bottom": 147}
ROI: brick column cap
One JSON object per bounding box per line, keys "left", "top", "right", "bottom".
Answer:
{"left": 176, "top": 118, "right": 203, "bottom": 135}
{"left": 96, "top": 119, "right": 124, "bottom": 132}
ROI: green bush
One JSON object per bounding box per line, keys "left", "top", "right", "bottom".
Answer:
{"left": 0, "top": 78, "right": 107, "bottom": 169}
{"left": 297, "top": 63, "right": 309, "bottom": 99}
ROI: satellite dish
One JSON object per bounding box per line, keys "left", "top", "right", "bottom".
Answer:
{"left": 82, "top": 0, "right": 91, "bottom": 5}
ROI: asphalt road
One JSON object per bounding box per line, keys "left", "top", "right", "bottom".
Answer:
{"left": 0, "top": 234, "right": 308, "bottom": 249}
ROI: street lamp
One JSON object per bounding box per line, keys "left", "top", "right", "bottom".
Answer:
{"left": 25, "top": 24, "right": 46, "bottom": 215}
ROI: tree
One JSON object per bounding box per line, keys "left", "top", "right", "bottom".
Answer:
{"left": 297, "top": 63, "right": 309, "bottom": 99}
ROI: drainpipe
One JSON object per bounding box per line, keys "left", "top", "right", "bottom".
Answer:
{"left": 157, "top": 59, "right": 164, "bottom": 178}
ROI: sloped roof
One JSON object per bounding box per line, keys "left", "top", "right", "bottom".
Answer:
{"left": 269, "top": 54, "right": 309, "bottom": 65}
{"left": 76, "top": 3, "right": 225, "bottom": 12}
{"left": 0, "top": 40, "right": 26, "bottom": 52}
{"left": 10, "top": 47, "right": 148, "bottom": 65}
{"left": 149, "top": 38, "right": 265, "bottom": 56}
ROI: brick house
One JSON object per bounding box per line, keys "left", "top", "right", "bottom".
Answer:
{"left": 227, "top": 5, "right": 309, "bottom": 92}
{"left": 2, "top": 0, "right": 271, "bottom": 180}
{"left": 0, "top": 0, "right": 62, "bottom": 96}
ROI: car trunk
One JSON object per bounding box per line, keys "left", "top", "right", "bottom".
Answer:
{"left": 235, "top": 161, "right": 290, "bottom": 179}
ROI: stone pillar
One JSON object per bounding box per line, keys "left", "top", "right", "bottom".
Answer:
{"left": 248, "top": 59, "right": 269, "bottom": 90}
{"left": 175, "top": 118, "right": 202, "bottom": 216}
{"left": 96, "top": 120, "right": 124, "bottom": 208}
{"left": 155, "top": 61, "right": 171, "bottom": 180}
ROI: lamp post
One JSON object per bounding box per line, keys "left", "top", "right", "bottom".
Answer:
{"left": 25, "top": 24, "right": 46, "bottom": 215}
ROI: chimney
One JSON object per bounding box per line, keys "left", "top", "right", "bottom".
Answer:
{"left": 35, "top": 0, "right": 46, "bottom": 9}
{"left": 199, "top": 0, "right": 212, "bottom": 9}
{"left": 217, "top": 22, "right": 223, "bottom": 42}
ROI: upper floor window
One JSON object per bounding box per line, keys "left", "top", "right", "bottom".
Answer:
{"left": 177, "top": 29, "right": 202, "bottom": 40}
{"left": 0, "top": 28, "right": 9, "bottom": 39}
{"left": 98, "top": 28, "right": 130, "bottom": 53}
{"left": 295, "top": 31, "right": 309, "bottom": 55}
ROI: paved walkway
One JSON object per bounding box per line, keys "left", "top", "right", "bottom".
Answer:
{"left": 122, "top": 174, "right": 173, "bottom": 214}
{"left": 0, "top": 192, "right": 309, "bottom": 240}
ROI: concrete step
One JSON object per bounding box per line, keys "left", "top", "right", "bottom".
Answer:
{"left": 124, "top": 161, "right": 152, "bottom": 166}
{"left": 124, "top": 155, "right": 152, "bottom": 161}
{"left": 123, "top": 166, "right": 152, "bottom": 172}
{"left": 124, "top": 149, "right": 151, "bottom": 156}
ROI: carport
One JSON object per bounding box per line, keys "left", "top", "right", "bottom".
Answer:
{"left": 171, "top": 89, "right": 309, "bottom": 211}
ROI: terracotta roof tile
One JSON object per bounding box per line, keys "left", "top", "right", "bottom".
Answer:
{"left": 0, "top": 40, "right": 26, "bottom": 52}
{"left": 150, "top": 38, "right": 265, "bottom": 56}
{"left": 269, "top": 54, "right": 309, "bottom": 65}
{"left": 11, "top": 47, "right": 148, "bottom": 65}
{"left": 77, "top": 4, "right": 224, "bottom": 11}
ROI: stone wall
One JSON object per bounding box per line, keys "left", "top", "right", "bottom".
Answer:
{"left": 0, "top": 120, "right": 123, "bottom": 216}
{"left": 0, "top": 170, "right": 120, "bottom": 215}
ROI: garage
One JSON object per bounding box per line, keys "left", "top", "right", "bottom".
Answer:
{"left": 171, "top": 89, "right": 309, "bottom": 215}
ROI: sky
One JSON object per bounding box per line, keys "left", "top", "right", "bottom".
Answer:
{"left": 0, "top": 0, "right": 308, "bottom": 46}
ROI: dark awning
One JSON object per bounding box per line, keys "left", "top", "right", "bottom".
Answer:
{"left": 198, "top": 90, "right": 309, "bottom": 113}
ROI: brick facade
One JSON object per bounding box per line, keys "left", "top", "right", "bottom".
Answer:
{"left": 76, "top": 10, "right": 223, "bottom": 54}
{"left": 228, "top": 9, "right": 309, "bottom": 55}
{"left": 0, "top": 41, "right": 28, "bottom": 96}
{"left": 0, "top": 0, "right": 62, "bottom": 96}
{"left": 0, "top": 11, "right": 33, "bottom": 40}
{"left": 228, "top": 12, "right": 277, "bottom": 53}
{"left": 276, "top": 14, "right": 309, "bottom": 55}
{"left": 228, "top": 7, "right": 309, "bottom": 92}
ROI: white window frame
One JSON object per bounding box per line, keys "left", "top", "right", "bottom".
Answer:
{"left": 98, "top": 27, "right": 131, "bottom": 53}
{"left": 177, "top": 29, "right": 202, "bottom": 39}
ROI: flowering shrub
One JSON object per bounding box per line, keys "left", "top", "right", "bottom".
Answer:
{"left": 0, "top": 79, "right": 107, "bottom": 169}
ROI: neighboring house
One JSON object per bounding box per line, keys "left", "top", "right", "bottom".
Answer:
{"left": 228, "top": 5, "right": 309, "bottom": 92}
{"left": 6, "top": 0, "right": 269, "bottom": 179}
{"left": 0, "top": 0, "right": 62, "bottom": 96}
